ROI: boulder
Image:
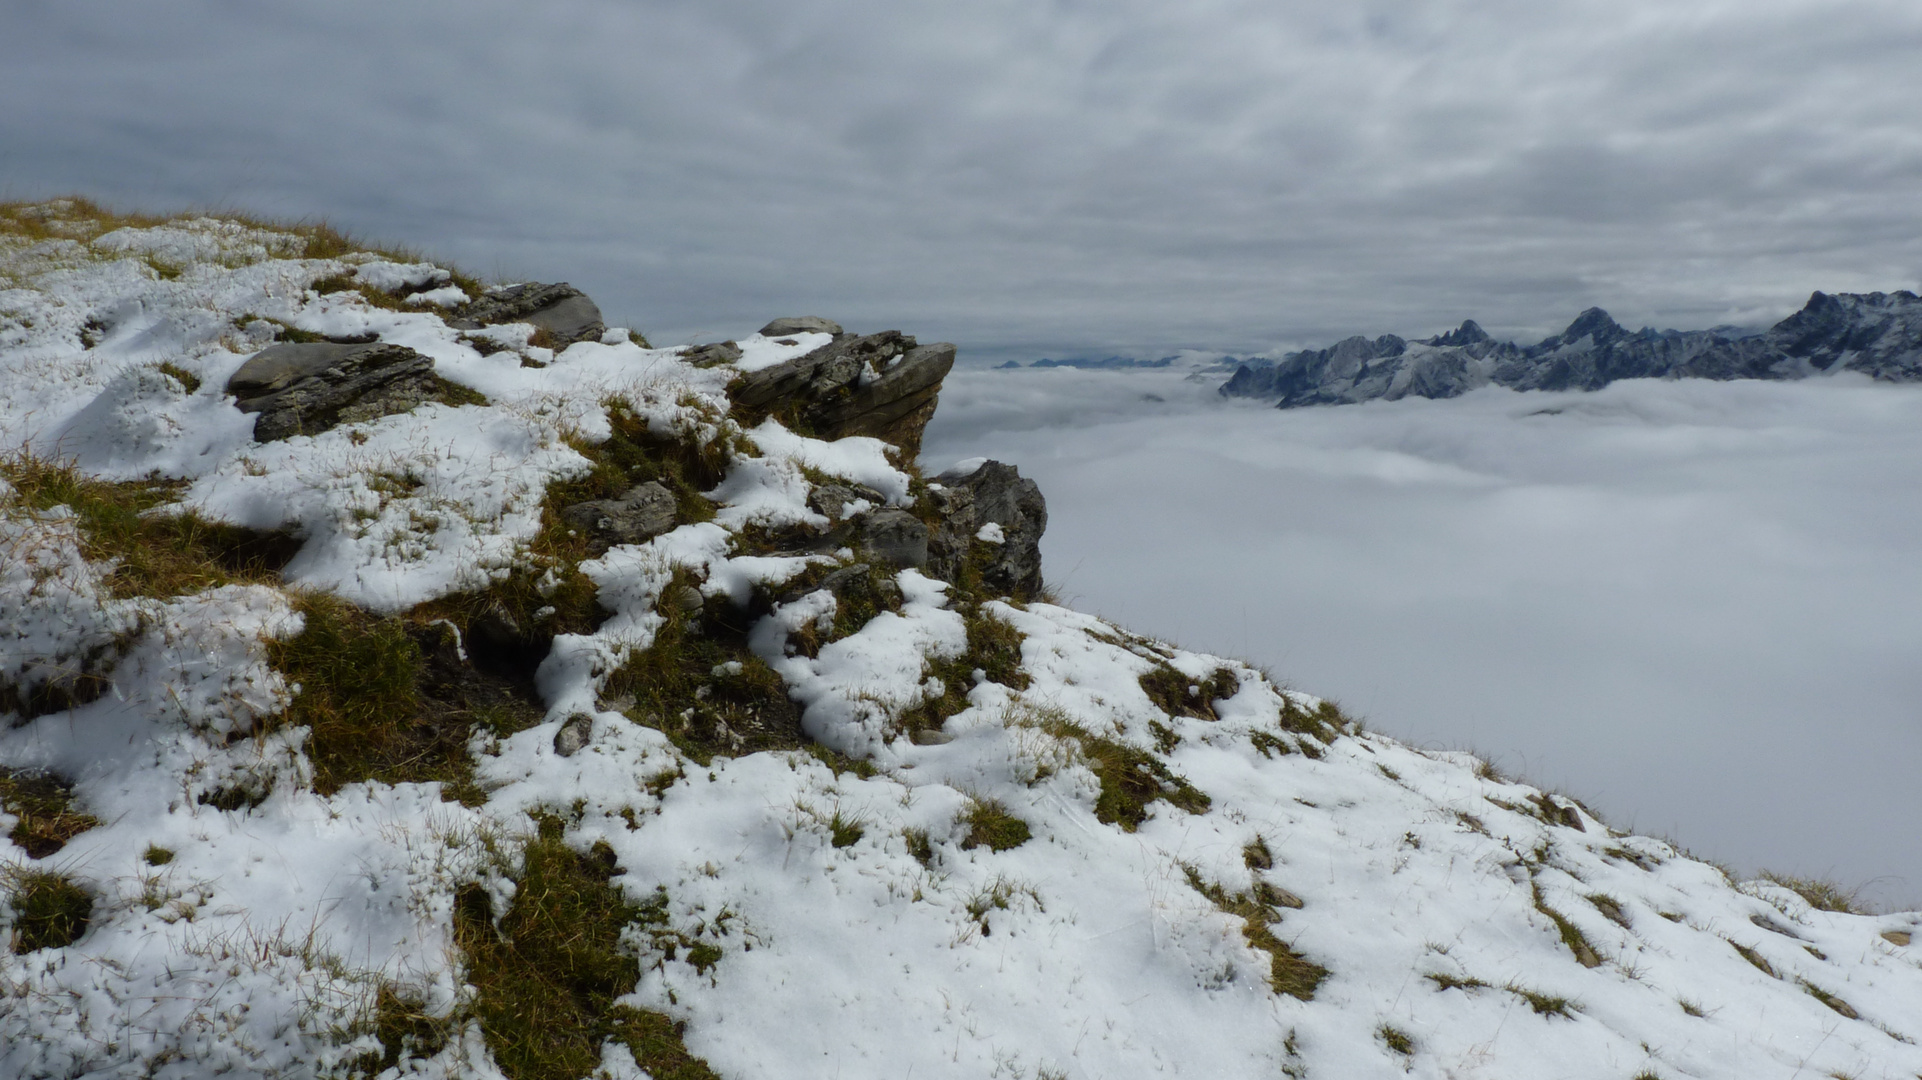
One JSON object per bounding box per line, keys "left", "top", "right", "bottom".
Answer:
{"left": 927, "top": 460, "right": 1047, "bottom": 599}
{"left": 450, "top": 282, "right": 605, "bottom": 347}
{"left": 759, "top": 316, "right": 843, "bottom": 337}
{"left": 681, "top": 341, "right": 743, "bottom": 367}
{"left": 728, "top": 330, "right": 956, "bottom": 457}
{"left": 854, "top": 508, "right": 929, "bottom": 569}
{"left": 807, "top": 482, "right": 886, "bottom": 521}
{"left": 226, "top": 341, "right": 437, "bottom": 442}
{"left": 559, "top": 481, "right": 678, "bottom": 547}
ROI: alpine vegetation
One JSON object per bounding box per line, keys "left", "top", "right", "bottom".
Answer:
{"left": 1221, "top": 293, "right": 1922, "bottom": 407}
{"left": 1, "top": 198, "right": 1918, "bottom": 1079}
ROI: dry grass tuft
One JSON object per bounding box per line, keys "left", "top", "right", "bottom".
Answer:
{"left": 0, "top": 769, "right": 99, "bottom": 858}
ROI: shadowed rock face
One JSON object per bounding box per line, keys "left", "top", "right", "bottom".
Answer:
{"left": 1221, "top": 290, "right": 1922, "bottom": 408}
{"left": 450, "top": 282, "right": 605, "bottom": 347}
{"left": 226, "top": 341, "right": 437, "bottom": 441}
{"left": 928, "top": 460, "right": 1048, "bottom": 600}
{"left": 729, "top": 330, "right": 956, "bottom": 458}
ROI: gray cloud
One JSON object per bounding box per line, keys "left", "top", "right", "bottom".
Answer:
{"left": 5, "top": 0, "right": 1921, "bottom": 352}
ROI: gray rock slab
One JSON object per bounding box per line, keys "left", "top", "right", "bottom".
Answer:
{"left": 681, "top": 341, "right": 743, "bottom": 367}
{"left": 226, "top": 342, "right": 373, "bottom": 399}
{"left": 759, "top": 316, "right": 843, "bottom": 337}
{"left": 524, "top": 294, "right": 605, "bottom": 346}
{"left": 854, "top": 507, "right": 929, "bottom": 569}
{"left": 559, "top": 481, "right": 678, "bottom": 546}
{"left": 228, "top": 342, "right": 437, "bottom": 442}
{"left": 728, "top": 331, "right": 956, "bottom": 457}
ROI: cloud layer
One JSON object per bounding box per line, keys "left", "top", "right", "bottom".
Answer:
{"left": 924, "top": 369, "right": 1922, "bottom": 908}
{"left": 5, "top": 1, "right": 1921, "bottom": 352}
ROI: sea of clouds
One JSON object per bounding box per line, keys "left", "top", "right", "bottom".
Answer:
{"left": 923, "top": 364, "right": 1922, "bottom": 909}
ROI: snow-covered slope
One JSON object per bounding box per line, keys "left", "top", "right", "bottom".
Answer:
{"left": 2, "top": 200, "right": 1918, "bottom": 1080}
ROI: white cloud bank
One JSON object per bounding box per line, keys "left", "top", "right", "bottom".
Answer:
{"left": 925, "top": 367, "right": 1922, "bottom": 908}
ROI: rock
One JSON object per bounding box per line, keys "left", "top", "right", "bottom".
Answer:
{"left": 559, "top": 482, "right": 677, "bottom": 547}
{"left": 681, "top": 341, "right": 743, "bottom": 367}
{"left": 1882, "top": 929, "right": 1913, "bottom": 947}
{"left": 728, "top": 330, "right": 956, "bottom": 457}
{"left": 668, "top": 585, "right": 707, "bottom": 612}
{"left": 855, "top": 508, "right": 929, "bottom": 569}
{"left": 226, "top": 341, "right": 437, "bottom": 442}
{"left": 808, "top": 482, "right": 886, "bottom": 521}
{"left": 759, "top": 316, "right": 843, "bottom": 337}
{"left": 779, "top": 562, "right": 905, "bottom": 615}
{"left": 927, "top": 460, "right": 1047, "bottom": 599}
{"left": 450, "top": 282, "right": 605, "bottom": 347}
{"left": 553, "top": 713, "right": 593, "bottom": 757}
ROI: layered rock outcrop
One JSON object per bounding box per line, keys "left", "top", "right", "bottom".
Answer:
{"left": 728, "top": 329, "right": 956, "bottom": 458}
{"left": 1221, "top": 290, "right": 1922, "bottom": 408}
{"left": 226, "top": 341, "right": 438, "bottom": 441}
{"left": 449, "top": 281, "right": 606, "bottom": 347}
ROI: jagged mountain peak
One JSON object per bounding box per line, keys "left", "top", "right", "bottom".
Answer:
{"left": 1428, "top": 318, "right": 1491, "bottom": 347}
{"left": 1553, "top": 305, "right": 1626, "bottom": 347}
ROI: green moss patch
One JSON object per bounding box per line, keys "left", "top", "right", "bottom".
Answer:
{"left": 5, "top": 868, "right": 91, "bottom": 953}
{"left": 454, "top": 817, "right": 718, "bottom": 1080}
{"left": 605, "top": 590, "right": 804, "bottom": 766}
{"left": 0, "top": 769, "right": 99, "bottom": 858}
{"left": 962, "top": 799, "right": 1032, "bottom": 852}
{"left": 269, "top": 593, "right": 544, "bottom": 803}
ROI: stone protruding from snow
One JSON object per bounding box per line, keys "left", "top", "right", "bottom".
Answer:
{"left": 729, "top": 330, "right": 956, "bottom": 457}
{"left": 450, "top": 281, "right": 606, "bottom": 347}
{"left": 1221, "top": 290, "right": 1922, "bottom": 408}
{"left": 559, "top": 482, "right": 678, "bottom": 548}
{"left": 759, "top": 316, "right": 843, "bottom": 337}
{"left": 928, "top": 460, "right": 1048, "bottom": 599}
{"left": 553, "top": 713, "right": 593, "bottom": 758}
{"left": 226, "top": 341, "right": 437, "bottom": 442}
{"left": 680, "top": 341, "right": 743, "bottom": 368}
{"left": 807, "top": 482, "right": 885, "bottom": 522}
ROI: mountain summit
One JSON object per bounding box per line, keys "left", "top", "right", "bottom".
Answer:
{"left": 1221, "top": 291, "right": 1922, "bottom": 407}
{"left": 2, "top": 200, "right": 1918, "bottom": 1079}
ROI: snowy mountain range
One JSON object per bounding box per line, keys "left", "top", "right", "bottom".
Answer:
{"left": 1220, "top": 291, "right": 1922, "bottom": 407}
{"left": 2, "top": 199, "right": 1919, "bottom": 1079}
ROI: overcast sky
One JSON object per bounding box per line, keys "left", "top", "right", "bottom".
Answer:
{"left": 4, "top": 0, "right": 1921, "bottom": 354}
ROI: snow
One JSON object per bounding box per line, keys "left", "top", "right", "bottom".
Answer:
{"left": 2, "top": 206, "right": 1919, "bottom": 1079}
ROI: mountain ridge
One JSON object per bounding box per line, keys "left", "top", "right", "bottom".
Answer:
{"left": 1220, "top": 290, "right": 1922, "bottom": 407}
